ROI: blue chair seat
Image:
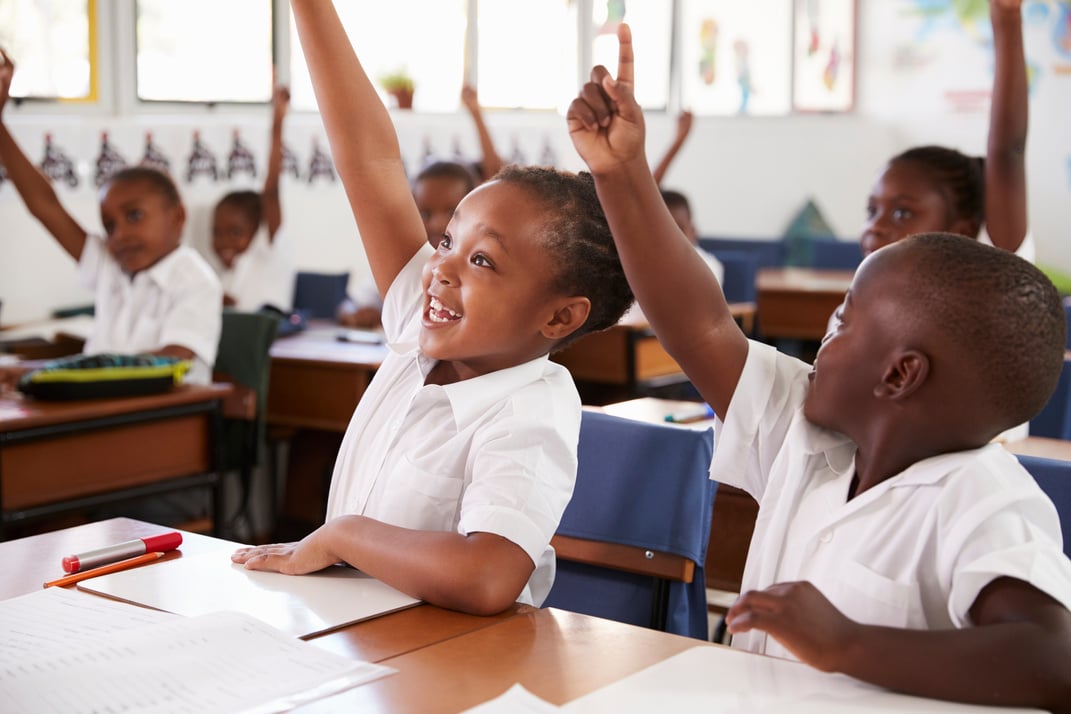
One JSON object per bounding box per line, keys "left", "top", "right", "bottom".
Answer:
{"left": 1015, "top": 454, "right": 1071, "bottom": 558}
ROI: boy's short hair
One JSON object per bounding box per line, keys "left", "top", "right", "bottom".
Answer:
{"left": 103, "top": 166, "right": 182, "bottom": 206}
{"left": 216, "top": 190, "right": 263, "bottom": 228}
{"left": 660, "top": 189, "right": 691, "bottom": 216}
{"left": 415, "top": 161, "right": 478, "bottom": 193}
{"left": 494, "top": 164, "right": 634, "bottom": 349}
{"left": 902, "top": 232, "right": 1065, "bottom": 426}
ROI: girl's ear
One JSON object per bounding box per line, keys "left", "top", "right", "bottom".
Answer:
{"left": 874, "top": 349, "right": 929, "bottom": 401}
{"left": 541, "top": 297, "right": 592, "bottom": 341}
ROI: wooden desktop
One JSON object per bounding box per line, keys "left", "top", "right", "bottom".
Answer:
{"left": 756, "top": 267, "right": 853, "bottom": 341}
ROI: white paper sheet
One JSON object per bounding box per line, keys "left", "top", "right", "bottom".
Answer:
{"left": 78, "top": 550, "right": 421, "bottom": 638}
{"left": 0, "top": 608, "right": 393, "bottom": 714}
{"left": 460, "top": 684, "right": 562, "bottom": 713}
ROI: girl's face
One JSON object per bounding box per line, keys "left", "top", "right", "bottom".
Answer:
{"left": 861, "top": 160, "right": 957, "bottom": 257}
{"left": 212, "top": 204, "right": 257, "bottom": 269}
{"left": 99, "top": 178, "right": 185, "bottom": 275}
{"left": 419, "top": 181, "right": 581, "bottom": 380}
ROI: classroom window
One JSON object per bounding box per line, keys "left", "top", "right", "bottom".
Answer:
{"left": 288, "top": 0, "right": 467, "bottom": 113}
{"left": 590, "top": 0, "right": 672, "bottom": 110}
{"left": 0, "top": 0, "right": 95, "bottom": 101}
{"left": 134, "top": 0, "right": 274, "bottom": 104}
{"left": 476, "top": 0, "right": 578, "bottom": 111}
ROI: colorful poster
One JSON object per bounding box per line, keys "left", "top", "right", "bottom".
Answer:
{"left": 793, "top": 0, "right": 856, "bottom": 111}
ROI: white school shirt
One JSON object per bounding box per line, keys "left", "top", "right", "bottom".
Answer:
{"left": 712, "top": 340, "right": 1071, "bottom": 660}
{"left": 324, "top": 244, "right": 580, "bottom": 607}
{"left": 218, "top": 225, "right": 296, "bottom": 312}
{"left": 78, "top": 235, "right": 222, "bottom": 385}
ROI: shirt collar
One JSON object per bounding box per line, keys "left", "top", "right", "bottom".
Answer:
{"left": 799, "top": 417, "right": 856, "bottom": 476}
{"left": 128, "top": 245, "right": 184, "bottom": 289}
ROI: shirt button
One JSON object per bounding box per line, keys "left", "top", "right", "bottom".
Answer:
{"left": 818, "top": 530, "right": 833, "bottom": 544}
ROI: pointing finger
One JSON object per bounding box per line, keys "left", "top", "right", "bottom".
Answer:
{"left": 616, "top": 23, "right": 634, "bottom": 90}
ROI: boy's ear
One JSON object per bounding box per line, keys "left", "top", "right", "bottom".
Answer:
{"left": 541, "top": 297, "right": 592, "bottom": 341}
{"left": 874, "top": 349, "right": 929, "bottom": 401}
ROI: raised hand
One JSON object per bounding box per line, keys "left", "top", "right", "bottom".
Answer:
{"left": 674, "top": 110, "right": 694, "bottom": 144}
{"left": 566, "top": 23, "right": 645, "bottom": 175}
{"left": 460, "top": 83, "right": 480, "bottom": 115}
{"left": 271, "top": 83, "right": 291, "bottom": 125}
{"left": 725, "top": 581, "right": 859, "bottom": 672}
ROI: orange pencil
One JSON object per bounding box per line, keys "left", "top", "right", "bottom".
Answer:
{"left": 43, "top": 551, "right": 166, "bottom": 588}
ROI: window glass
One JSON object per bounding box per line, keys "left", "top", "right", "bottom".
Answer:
{"left": 0, "top": 0, "right": 93, "bottom": 100}
{"left": 135, "top": 0, "right": 273, "bottom": 103}
{"left": 476, "top": 0, "right": 577, "bottom": 111}
{"left": 591, "top": 0, "right": 671, "bottom": 110}
{"left": 288, "top": 0, "right": 467, "bottom": 113}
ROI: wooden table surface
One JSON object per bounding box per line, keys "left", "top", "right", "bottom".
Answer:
{"left": 756, "top": 267, "right": 853, "bottom": 341}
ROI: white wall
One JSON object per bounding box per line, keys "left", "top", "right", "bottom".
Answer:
{"left": 2, "top": 3, "right": 1069, "bottom": 326}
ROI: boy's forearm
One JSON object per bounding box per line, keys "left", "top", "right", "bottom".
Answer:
{"left": 830, "top": 619, "right": 1071, "bottom": 711}
{"left": 985, "top": 3, "right": 1028, "bottom": 250}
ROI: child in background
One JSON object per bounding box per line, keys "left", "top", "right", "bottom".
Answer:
{"left": 212, "top": 83, "right": 296, "bottom": 312}
{"left": 567, "top": 24, "right": 1071, "bottom": 710}
{"left": 233, "top": 0, "right": 633, "bottom": 615}
{"left": 0, "top": 49, "right": 221, "bottom": 384}
{"left": 863, "top": 0, "right": 1030, "bottom": 260}
{"left": 460, "top": 83, "right": 504, "bottom": 183}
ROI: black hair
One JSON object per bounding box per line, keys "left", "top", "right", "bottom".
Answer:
{"left": 215, "top": 190, "right": 263, "bottom": 228}
{"left": 493, "top": 164, "right": 634, "bottom": 350}
{"left": 415, "top": 161, "right": 478, "bottom": 193}
{"left": 660, "top": 189, "right": 691, "bottom": 216}
{"left": 904, "top": 232, "right": 1064, "bottom": 428}
{"left": 891, "top": 146, "right": 985, "bottom": 237}
{"left": 103, "top": 166, "right": 182, "bottom": 206}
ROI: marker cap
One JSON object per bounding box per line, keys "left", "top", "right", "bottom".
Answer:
{"left": 142, "top": 531, "right": 183, "bottom": 552}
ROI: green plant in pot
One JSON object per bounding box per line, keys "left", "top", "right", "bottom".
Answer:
{"left": 379, "top": 70, "right": 414, "bottom": 109}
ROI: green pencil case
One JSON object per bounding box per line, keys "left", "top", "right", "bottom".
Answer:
{"left": 17, "top": 353, "right": 191, "bottom": 401}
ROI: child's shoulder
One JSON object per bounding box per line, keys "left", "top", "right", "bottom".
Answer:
{"left": 156, "top": 244, "right": 222, "bottom": 293}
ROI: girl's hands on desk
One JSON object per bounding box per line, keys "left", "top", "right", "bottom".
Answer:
{"left": 232, "top": 527, "right": 340, "bottom": 575}
{"left": 725, "top": 580, "right": 859, "bottom": 673}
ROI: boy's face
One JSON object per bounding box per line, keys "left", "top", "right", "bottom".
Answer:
{"left": 861, "top": 160, "right": 957, "bottom": 257}
{"left": 212, "top": 204, "right": 257, "bottom": 269}
{"left": 804, "top": 248, "right": 906, "bottom": 435}
{"left": 668, "top": 203, "right": 698, "bottom": 244}
{"left": 419, "top": 181, "right": 575, "bottom": 379}
{"left": 414, "top": 175, "right": 472, "bottom": 247}
{"left": 99, "top": 179, "right": 184, "bottom": 275}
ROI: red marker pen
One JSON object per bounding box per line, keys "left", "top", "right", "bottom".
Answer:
{"left": 61, "top": 532, "right": 183, "bottom": 573}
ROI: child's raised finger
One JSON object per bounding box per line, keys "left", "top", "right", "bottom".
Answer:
{"left": 615, "top": 23, "right": 635, "bottom": 90}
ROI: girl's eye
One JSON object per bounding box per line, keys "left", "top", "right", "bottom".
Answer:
{"left": 127, "top": 209, "right": 143, "bottom": 223}
{"left": 892, "top": 208, "right": 911, "bottom": 221}
{"left": 865, "top": 204, "right": 876, "bottom": 220}
{"left": 438, "top": 235, "right": 452, "bottom": 250}
{"left": 472, "top": 253, "right": 493, "bottom": 268}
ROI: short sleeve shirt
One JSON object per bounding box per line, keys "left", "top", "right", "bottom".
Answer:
{"left": 219, "top": 226, "right": 296, "bottom": 312}
{"left": 712, "top": 340, "right": 1071, "bottom": 660}
{"left": 78, "top": 236, "right": 222, "bottom": 384}
{"left": 325, "top": 244, "right": 580, "bottom": 606}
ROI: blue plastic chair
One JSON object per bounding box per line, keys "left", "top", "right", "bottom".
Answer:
{"left": 543, "top": 410, "right": 717, "bottom": 640}
{"left": 808, "top": 238, "right": 863, "bottom": 271}
{"left": 710, "top": 250, "right": 759, "bottom": 304}
{"left": 1014, "top": 454, "right": 1071, "bottom": 558}
{"left": 1063, "top": 298, "right": 1071, "bottom": 350}
{"left": 1029, "top": 360, "right": 1071, "bottom": 440}
{"left": 698, "top": 237, "right": 786, "bottom": 269}
{"left": 292, "top": 271, "right": 350, "bottom": 320}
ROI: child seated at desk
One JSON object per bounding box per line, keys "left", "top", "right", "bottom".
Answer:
{"left": 211, "top": 82, "right": 296, "bottom": 313}
{"left": 0, "top": 50, "right": 221, "bottom": 384}
{"left": 232, "top": 0, "right": 633, "bottom": 616}
{"left": 567, "top": 24, "right": 1071, "bottom": 710}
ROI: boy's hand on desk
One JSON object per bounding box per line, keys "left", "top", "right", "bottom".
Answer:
{"left": 725, "top": 581, "right": 859, "bottom": 673}
{"left": 231, "top": 529, "right": 338, "bottom": 575}
{"left": 566, "top": 23, "right": 645, "bottom": 175}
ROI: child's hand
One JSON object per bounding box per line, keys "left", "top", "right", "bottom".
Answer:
{"left": 272, "top": 84, "right": 290, "bottom": 122}
{"left": 0, "top": 48, "right": 15, "bottom": 114}
{"left": 566, "top": 23, "right": 645, "bottom": 175}
{"left": 725, "top": 581, "right": 859, "bottom": 672}
{"left": 460, "top": 83, "right": 480, "bottom": 114}
{"left": 674, "top": 110, "right": 694, "bottom": 143}
{"left": 231, "top": 530, "right": 338, "bottom": 575}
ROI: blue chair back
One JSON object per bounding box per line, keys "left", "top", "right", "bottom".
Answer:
{"left": 292, "top": 271, "right": 350, "bottom": 320}
{"left": 710, "top": 250, "right": 759, "bottom": 304}
{"left": 1014, "top": 454, "right": 1071, "bottom": 557}
{"left": 1063, "top": 299, "right": 1071, "bottom": 350}
{"left": 808, "top": 238, "right": 863, "bottom": 271}
{"left": 1030, "top": 360, "right": 1071, "bottom": 440}
{"left": 543, "top": 410, "right": 717, "bottom": 639}
{"left": 698, "top": 237, "right": 786, "bottom": 269}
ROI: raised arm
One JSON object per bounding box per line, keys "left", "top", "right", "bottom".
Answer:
{"left": 289, "top": 1, "right": 427, "bottom": 296}
{"left": 567, "top": 25, "right": 747, "bottom": 419}
{"left": 461, "top": 83, "right": 504, "bottom": 181}
{"left": 261, "top": 78, "right": 289, "bottom": 242}
{"left": 0, "top": 49, "right": 87, "bottom": 260}
{"left": 651, "top": 110, "right": 693, "bottom": 186}
{"left": 983, "top": 0, "right": 1028, "bottom": 252}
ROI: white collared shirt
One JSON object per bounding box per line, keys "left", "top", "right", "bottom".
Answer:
{"left": 218, "top": 225, "right": 296, "bottom": 312}
{"left": 713, "top": 340, "right": 1071, "bottom": 660}
{"left": 325, "top": 244, "right": 580, "bottom": 606}
{"left": 78, "top": 235, "right": 222, "bottom": 384}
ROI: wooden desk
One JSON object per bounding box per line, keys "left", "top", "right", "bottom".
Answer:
{"left": 1003, "top": 436, "right": 1071, "bottom": 461}
{"left": 757, "top": 267, "right": 853, "bottom": 341}
{"left": 597, "top": 397, "right": 757, "bottom": 597}
{"left": 0, "top": 384, "right": 231, "bottom": 538}
{"left": 267, "top": 325, "right": 387, "bottom": 433}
